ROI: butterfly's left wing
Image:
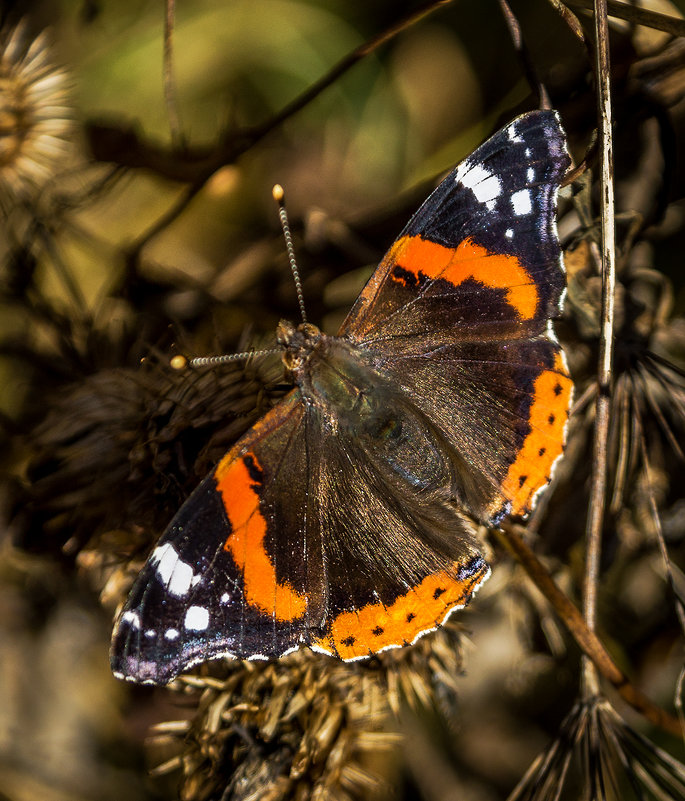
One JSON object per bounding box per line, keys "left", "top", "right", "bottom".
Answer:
{"left": 110, "top": 391, "right": 329, "bottom": 684}
{"left": 111, "top": 380, "right": 491, "bottom": 682}
{"left": 339, "top": 110, "right": 573, "bottom": 525}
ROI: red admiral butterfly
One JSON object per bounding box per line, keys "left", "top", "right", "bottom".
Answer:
{"left": 111, "top": 109, "right": 573, "bottom": 684}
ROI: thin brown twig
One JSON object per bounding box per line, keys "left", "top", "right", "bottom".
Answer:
{"left": 499, "top": 525, "right": 683, "bottom": 737}
{"left": 547, "top": 0, "right": 587, "bottom": 43}
{"left": 636, "top": 430, "right": 685, "bottom": 635}
{"left": 127, "top": 182, "right": 202, "bottom": 259}
{"left": 164, "top": 0, "right": 184, "bottom": 148}
{"left": 498, "top": 0, "right": 551, "bottom": 108}
{"left": 87, "top": 0, "right": 456, "bottom": 186}
{"left": 97, "top": 0, "right": 457, "bottom": 260}
{"left": 243, "top": 0, "right": 456, "bottom": 147}
{"left": 35, "top": 221, "right": 89, "bottom": 316}
{"left": 565, "top": 0, "right": 685, "bottom": 38}
{"left": 581, "top": 0, "right": 616, "bottom": 701}
{"left": 634, "top": 407, "right": 685, "bottom": 743}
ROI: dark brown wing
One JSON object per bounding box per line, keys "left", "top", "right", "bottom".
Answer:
{"left": 308, "top": 385, "right": 489, "bottom": 661}
{"left": 339, "top": 110, "right": 573, "bottom": 523}
{"left": 111, "top": 384, "right": 489, "bottom": 682}
{"left": 110, "top": 391, "right": 328, "bottom": 684}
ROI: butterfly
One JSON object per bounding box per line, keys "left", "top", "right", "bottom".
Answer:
{"left": 111, "top": 109, "right": 573, "bottom": 684}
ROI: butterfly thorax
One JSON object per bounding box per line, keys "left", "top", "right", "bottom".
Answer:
{"left": 277, "top": 319, "right": 388, "bottom": 433}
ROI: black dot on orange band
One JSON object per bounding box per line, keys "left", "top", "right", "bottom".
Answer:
{"left": 433, "top": 587, "right": 446, "bottom": 600}
{"left": 553, "top": 382, "right": 563, "bottom": 396}
{"left": 342, "top": 635, "right": 356, "bottom": 647}
{"left": 391, "top": 264, "right": 421, "bottom": 289}
{"left": 548, "top": 413, "right": 556, "bottom": 425}
{"left": 243, "top": 453, "right": 264, "bottom": 484}
{"left": 406, "top": 612, "right": 416, "bottom": 622}
{"left": 539, "top": 447, "right": 546, "bottom": 456}
{"left": 372, "top": 626, "right": 384, "bottom": 636}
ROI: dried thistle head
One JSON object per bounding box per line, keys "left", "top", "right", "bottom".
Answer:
{"left": 508, "top": 696, "right": 685, "bottom": 801}
{"left": 0, "top": 23, "right": 73, "bottom": 211}
{"left": 555, "top": 230, "right": 685, "bottom": 541}
{"left": 146, "top": 620, "right": 466, "bottom": 801}
{"left": 11, "top": 353, "right": 284, "bottom": 560}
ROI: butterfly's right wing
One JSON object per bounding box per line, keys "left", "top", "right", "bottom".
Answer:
{"left": 309, "top": 390, "right": 490, "bottom": 661}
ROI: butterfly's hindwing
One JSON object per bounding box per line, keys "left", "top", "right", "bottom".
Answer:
{"left": 306, "top": 397, "right": 490, "bottom": 660}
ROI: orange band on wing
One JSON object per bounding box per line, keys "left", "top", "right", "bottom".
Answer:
{"left": 315, "top": 560, "right": 488, "bottom": 660}
{"left": 215, "top": 452, "right": 307, "bottom": 621}
{"left": 389, "top": 235, "right": 539, "bottom": 320}
{"left": 502, "top": 352, "right": 573, "bottom": 516}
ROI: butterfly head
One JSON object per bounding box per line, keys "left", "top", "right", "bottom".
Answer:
{"left": 277, "top": 320, "right": 322, "bottom": 372}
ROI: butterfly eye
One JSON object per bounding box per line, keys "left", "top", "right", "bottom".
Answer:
{"left": 300, "top": 322, "right": 321, "bottom": 339}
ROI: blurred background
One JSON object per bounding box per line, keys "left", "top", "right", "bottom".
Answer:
{"left": 2, "top": 1, "right": 685, "bottom": 799}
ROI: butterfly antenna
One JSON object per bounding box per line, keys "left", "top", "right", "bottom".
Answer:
{"left": 273, "top": 184, "right": 307, "bottom": 323}
{"left": 171, "top": 348, "right": 280, "bottom": 370}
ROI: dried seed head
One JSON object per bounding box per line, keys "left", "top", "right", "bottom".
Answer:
{"left": 509, "top": 697, "right": 685, "bottom": 801}
{"left": 0, "top": 24, "right": 73, "bottom": 208}
{"left": 146, "top": 623, "right": 466, "bottom": 801}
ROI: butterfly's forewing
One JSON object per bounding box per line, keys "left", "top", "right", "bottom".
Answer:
{"left": 111, "top": 391, "right": 328, "bottom": 684}
{"left": 340, "top": 109, "right": 573, "bottom": 523}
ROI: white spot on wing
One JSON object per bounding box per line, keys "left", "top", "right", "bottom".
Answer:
{"left": 455, "top": 160, "right": 503, "bottom": 205}
{"left": 505, "top": 228, "right": 514, "bottom": 239}
{"left": 511, "top": 189, "right": 532, "bottom": 216}
{"left": 151, "top": 542, "right": 201, "bottom": 597}
{"left": 220, "top": 592, "right": 231, "bottom": 604}
{"left": 164, "top": 628, "right": 180, "bottom": 640}
{"left": 184, "top": 605, "right": 209, "bottom": 631}
{"left": 507, "top": 122, "right": 523, "bottom": 142}
{"left": 122, "top": 610, "right": 140, "bottom": 629}
{"left": 546, "top": 318, "right": 560, "bottom": 345}
{"left": 145, "top": 629, "right": 157, "bottom": 638}
{"left": 527, "top": 167, "right": 535, "bottom": 182}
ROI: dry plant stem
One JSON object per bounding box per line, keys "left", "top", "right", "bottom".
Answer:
{"left": 89, "top": 0, "right": 456, "bottom": 185}
{"left": 565, "top": 0, "right": 685, "bottom": 37}
{"left": 497, "top": 0, "right": 550, "bottom": 109}
{"left": 127, "top": 183, "right": 201, "bottom": 258}
{"left": 636, "top": 430, "right": 685, "bottom": 635}
{"left": 36, "top": 223, "right": 89, "bottom": 315}
{"left": 245, "top": 0, "right": 457, "bottom": 146}
{"left": 638, "top": 418, "right": 685, "bottom": 736}
{"left": 636, "top": 426, "right": 685, "bottom": 741}
{"left": 581, "top": 0, "right": 616, "bottom": 701}
{"left": 499, "top": 525, "right": 683, "bottom": 737}
{"left": 164, "top": 0, "right": 183, "bottom": 148}
{"left": 125, "top": 0, "right": 452, "bottom": 258}
{"left": 547, "top": 0, "right": 586, "bottom": 43}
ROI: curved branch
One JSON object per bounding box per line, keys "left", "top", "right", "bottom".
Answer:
{"left": 499, "top": 524, "right": 683, "bottom": 737}
{"left": 86, "top": 0, "right": 456, "bottom": 185}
